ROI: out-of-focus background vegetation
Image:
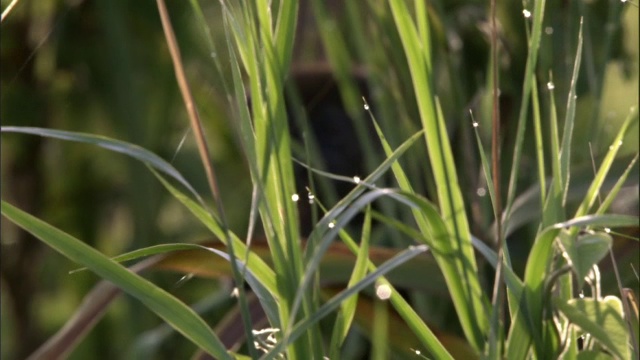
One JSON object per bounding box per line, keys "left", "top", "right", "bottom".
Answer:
{"left": 1, "top": 0, "right": 638, "bottom": 359}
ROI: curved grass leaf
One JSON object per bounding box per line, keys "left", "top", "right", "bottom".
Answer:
{"left": 328, "top": 206, "right": 372, "bottom": 358}
{"left": 1, "top": 201, "right": 232, "bottom": 360}
{"left": 0, "top": 126, "right": 202, "bottom": 202}
{"left": 151, "top": 170, "right": 281, "bottom": 329}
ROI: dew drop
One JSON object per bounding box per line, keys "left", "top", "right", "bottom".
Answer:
{"left": 477, "top": 188, "right": 487, "bottom": 197}
{"left": 231, "top": 287, "right": 239, "bottom": 298}
{"left": 375, "top": 284, "right": 392, "bottom": 300}
{"left": 545, "top": 26, "right": 554, "bottom": 35}
{"left": 523, "top": 9, "right": 532, "bottom": 18}
{"left": 604, "top": 227, "right": 611, "bottom": 233}
{"left": 547, "top": 82, "right": 555, "bottom": 90}
{"left": 472, "top": 122, "right": 479, "bottom": 128}
{"left": 308, "top": 193, "right": 315, "bottom": 204}
{"left": 353, "top": 176, "right": 361, "bottom": 184}
{"left": 291, "top": 194, "right": 299, "bottom": 202}
{"left": 364, "top": 103, "right": 370, "bottom": 110}
{"left": 328, "top": 221, "right": 335, "bottom": 229}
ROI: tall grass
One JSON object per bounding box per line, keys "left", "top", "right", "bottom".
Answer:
{"left": 1, "top": 0, "right": 638, "bottom": 359}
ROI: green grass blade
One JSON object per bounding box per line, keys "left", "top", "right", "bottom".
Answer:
{"left": 0, "top": 126, "right": 201, "bottom": 202}
{"left": 542, "top": 71, "right": 564, "bottom": 228}
{"left": 328, "top": 206, "right": 372, "bottom": 358}
{"left": 504, "top": 0, "right": 547, "bottom": 225}
{"left": 387, "top": 0, "right": 488, "bottom": 348}
{"left": 531, "top": 76, "right": 547, "bottom": 210}
{"left": 1, "top": 201, "right": 232, "bottom": 360}
{"left": 151, "top": 170, "right": 281, "bottom": 328}
{"left": 574, "top": 107, "right": 638, "bottom": 218}
{"left": 596, "top": 153, "right": 639, "bottom": 215}
{"left": 560, "top": 20, "right": 584, "bottom": 206}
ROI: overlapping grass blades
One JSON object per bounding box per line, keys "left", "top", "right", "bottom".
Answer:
{"left": 0, "top": 201, "right": 233, "bottom": 360}
{"left": 387, "top": 0, "right": 488, "bottom": 351}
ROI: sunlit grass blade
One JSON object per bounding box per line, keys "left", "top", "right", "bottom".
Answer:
{"left": 373, "top": 101, "right": 488, "bottom": 353}
{"left": 1, "top": 201, "right": 232, "bottom": 360}
{"left": 560, "top": 20, "right": 583, "bottom": 206}
{"left": 151, "top": 170, "right": 281, "bottom": 328}
{"left": 574, "top": 107, "right": 638, "bottom": 218}
{"left": 332, "top": 208, "right": 455, "bottom": 359}
{"left": 224, "top": 2, "right": 313, "bottom": 355}
{"left": 387, "top": 0, "right": 488, "bottom": 349}
{"left": 504, "top": 0, "right": 547, "bottom": 226}
{"left": 596, "top": 153, "right": 639, "bottom": 215}
{"left": 531, "top": 76, "right": 547, "bottom": 209}
{"left": 542, "top": 71, "right": 564, "bottom": 228}
{"left": 328, "top": 206, "right": 372, "bottom": 358}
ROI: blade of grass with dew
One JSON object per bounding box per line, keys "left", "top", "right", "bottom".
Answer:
{"left": 328, "top": 205, "right": 372, "bottom": 358}
{"left": 293, "top": 188, "right": 456, "bottom": 359}
{"left": 547, "top": 22, "right": 585, "bottom": 358}
{"left": 504, "top": 0, "right": 547, "bottom": 229}
{"left": 1, "top": 201, "right": 233, "bottom": 360}
{"left": 263, "top": 244, "right": 430, "bottom": 360}
{"left": 333, "top": 210, "right": 455, "bottom": 359}
{"left": 542, "top": 72, "right": 564, "bottom": 229}
{"left": 471, "top": 115, "right": 512, "bottom": 358}
{"left": 559, "top": 20, "right": 583, "bottom": 207}
{"left": 573, "top": 107, "right": 638, "bottom": 218}
{"left": 371, "top": 280, "right": 390, "bottom": 360}
{"left": 372, "top": 106, "right": 488, "bottom": 354}
{"left": 596, "top": 153, "right": 639, "bottom": 215}
{"left": 224, "top": 2, "right": 315, "bottom": 356}
{"left": 387, "top": 0, "right": 488, "bottom": 350}
{"left": 292, "top": 129, "right": 428, "bottom": 307}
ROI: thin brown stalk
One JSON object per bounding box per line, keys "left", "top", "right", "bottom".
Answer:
{"left": 155, "top": 0, "right": 220, "bottom": 205}
{"left": 155, "top": 1, "right": 258, "bottom": 356}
